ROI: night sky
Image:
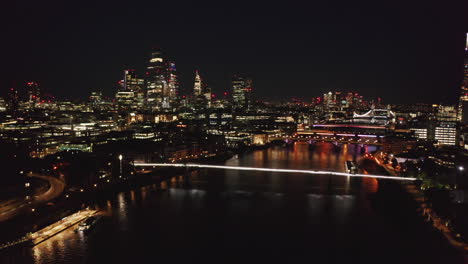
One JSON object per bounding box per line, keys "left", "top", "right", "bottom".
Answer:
{"left": 2, "top": 0, "right": 467, "bottom": 104}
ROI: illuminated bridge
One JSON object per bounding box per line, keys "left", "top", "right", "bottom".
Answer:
{"left": 133, "top": 163, "right": 416, "bottom": 181}
{"left": 268, "top": 124, "right": 389, "bottom": 145}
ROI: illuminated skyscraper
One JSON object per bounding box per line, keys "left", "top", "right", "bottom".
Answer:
{"left": 144, "top": 48, "right": 179, "bottom": 109}
{"left": 124, "top": 70, "right": 144, "bottom": 93}
{"left": 123, "top": 69, "right": 145, "bottom": 107}
{"left": 145, "top": 47, "right": 168, "bottom": 108}
{"left": 435, "top": 105, "right": 458, "bottom": 145}
{"left": 167, "top": 62, "right": 179, "bottom": 107}
{"left": 193, "top": 70, "right": 211, "bottom": 109}
{"left": 323, "top": 92, "right": 333, "bottom": 107}
{"left": 202, "top": 84, "right": 212, "bottom": 109}
{"left": 7, "top": 87, "right": 19, "bottom": 112}
{"left": 193, "top": 70, "right": 202, "bottom": 97}
{"left": 232, "top": 74, "right": 247, "bottom": 109}
{"left": 25, "top": 81, "right": 40, "bottom": 106}
{"left": 458, "top": 33, "right": 468, "bottom": 124}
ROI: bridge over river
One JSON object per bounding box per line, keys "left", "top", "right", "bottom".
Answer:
{"left": 133, "top": 163, "right": 416, "bottom": 181}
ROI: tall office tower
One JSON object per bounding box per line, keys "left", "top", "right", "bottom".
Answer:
{"left": 25, "top": 81, "right": 40, "bottom": 106}
{"left": 7, "top": 87, "right": 19, "bottom": 112}
{"left": 116, "top": 76, "right": 132, "bottom": 108}
{"left": 203, "top": 85, "right": 212, "bottom": 108}
{"left": 435, "top": 105, "right": 458, "bottom": 145}
{"left": 167, "top": 62, "right": 179, "bottom": 106}
{"left": 123, "top": 69, "right": 145, "bottom": 107}
{"left": 192, "top": 70, "right": 211, "bottom": 109}
{"left": 124, "top": 70, "right": 144, "bottom": 92}
{"left": 193, "top": 70, "right": 202, "bottom": 96}
{"left": 458, "top": 33, "right": 468, "bottom": 124}
{"left": 323, "top": 92, "right": 333, "bottom": 107}
{"left": 145, "top": 47, "right": 168, "bottom": 109}
{"left": 232, "top": 74, "right": 247, "bottom": 109}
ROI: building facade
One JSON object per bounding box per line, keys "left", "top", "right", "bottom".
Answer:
{"left": 458, "top": 33, "right": 468, "bottom": 124}
{"left": 232, "top": 74, "right": 250, "bottom": 109}
{"left": 145, "top": 47, "right": 168, "bottom": 109}
{"left": 435, "top": 105, "right": 458, "bottom": 146}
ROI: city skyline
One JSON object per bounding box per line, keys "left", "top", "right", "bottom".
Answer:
{"left": 3, "top": 2, "right": 468, "bottom": 261}
{"left": 2, "top": 1, "right": 467, "bottom": 104}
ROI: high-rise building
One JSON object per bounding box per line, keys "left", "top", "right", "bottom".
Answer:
{"left": 193, "top": 70, "right": 211, "bottom": 109}
{"left": 167, "top": 62, "right": 179, "bottom": 107}
{"left": 124, "top": 70, "right": 144, "bottom": 93}
{"left": 323, "top": 91, "right": 344, "bottom": 109}
{"left": 144, "top": 47, "right": 179, "bottom": 109}
{"left": 435, "top": 105, "right": 458, "bottom": 145}
{"left": 232, "top": 74, "right": 247, "bottom": 109}
{"left": 458, "top": 33, "right": 468, "bottom": 124}
{"left": 145, "top": 47, "right": 168, "bottom": 109}
{"left": 25, "top": 81, "right": 40, "bottom": 107}
{"left": 203, "top": 85, "right": 212, "bottom": 108}
{"left": 323, "top": 92, "right": 333, "bottom": 107}
{"left": 7, "top": 87, "right": 19, "bottom": 112}
{"left": 123, "top": 69, "right": 145, "bottom": 107}
{"left": 193, "top": 70, "right": 202, "bottom": 97}
{"left": 116, "top": 76, "right": 134, "bottom": 109}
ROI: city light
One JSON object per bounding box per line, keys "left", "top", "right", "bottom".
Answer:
{"left": 133, "top": 163, "right": 417, "bottom": 181}
{"left": 0, "top": 13, "right": 467, "bottom": 261}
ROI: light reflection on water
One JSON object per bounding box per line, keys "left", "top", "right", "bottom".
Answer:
{"left": 10, "top": 142, "right": 461, "bottom": 264}
{"left": 116, "top": 193, "right": 128, "bottom": 231}
{"left": 31, "top": 221, "right": 87, "bottom": 264}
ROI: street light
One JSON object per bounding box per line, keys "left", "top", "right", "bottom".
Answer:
{"left": 454, "top": 166, "right": 465, "bottom": 189}
{"left": 118, "top": 154, "right": 123, "bottom": 179}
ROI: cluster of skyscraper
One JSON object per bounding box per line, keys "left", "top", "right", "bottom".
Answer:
{"left": 114, "top": 47, "right": 253, "bottom": 111}
{"left": 5, "top": 81, "right": 47, "bottom": 112}
{"left": 115, "top": 48, "right": 179, "bottom": 110}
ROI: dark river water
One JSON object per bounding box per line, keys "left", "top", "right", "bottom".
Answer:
{"left": 1, "top": 143, "right": 464, "bottom": 263}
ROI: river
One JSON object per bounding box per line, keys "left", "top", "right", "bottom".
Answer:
{"left": 0, "top": 142, "right": 464, "bottom": 263}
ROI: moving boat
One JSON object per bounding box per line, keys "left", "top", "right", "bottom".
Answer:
{"left": 75, "top": 215, "right": 102, "bottom": 233}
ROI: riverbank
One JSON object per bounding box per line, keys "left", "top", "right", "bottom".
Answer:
{"left": 0, "top": 209, "right": 97, "bottom": 251}
{"left": 371, "top": 151, "right": 468, "bottom": 254}
{"left": 0, "top": 150, "right": 236, "bottom": 247}
{"left": 1, "top": 143, "right": 465, "bottom": 264}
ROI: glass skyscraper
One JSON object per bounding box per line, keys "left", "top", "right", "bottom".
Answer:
{"left": 145, "top": 47, "right": 168, "bottom": 108}
{"left": 232, "top": 74, "right": 246, "bottom": 109}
